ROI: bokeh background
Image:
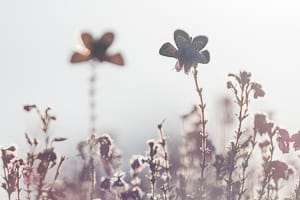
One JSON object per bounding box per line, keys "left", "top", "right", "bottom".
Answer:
{"left": 1, "top": 0, "right": 300, "bottom": 172}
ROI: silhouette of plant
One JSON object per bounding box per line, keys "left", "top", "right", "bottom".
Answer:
{"left": 159, "top": 29, "right": 210, "bottom": 199}
{"left": 225, "top": 71, "right": 265, "bottom": 200}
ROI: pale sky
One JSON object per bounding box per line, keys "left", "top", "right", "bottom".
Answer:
{"left": 1, "top": 0, "right": 300, "bottom": 170}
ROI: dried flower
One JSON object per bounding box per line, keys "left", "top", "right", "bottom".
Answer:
{"left": 159, "top": 29, "right": 210, "bottom": 73}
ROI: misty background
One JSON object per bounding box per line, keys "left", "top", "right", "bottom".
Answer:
{"left": 1, "top": 0, "right": 300, "bottom": 163}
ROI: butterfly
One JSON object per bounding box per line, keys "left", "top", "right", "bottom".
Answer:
{"left": 70, "top": 32, "right": 124, "bottom": 66}
{"left": 159, "top": 29, "right": 209, "bottom": 73}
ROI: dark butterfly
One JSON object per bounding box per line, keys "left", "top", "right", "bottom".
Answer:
{"left": 159, "top": 29, "right": 210, "bottom": 73}
{"left": 70, "top": 32, "right": 124, "bottom": 66}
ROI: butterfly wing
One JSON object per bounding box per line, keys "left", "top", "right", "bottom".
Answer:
{"left": 81, "top": 32, "right": 93, "bottom": 50}
{"left": 70, "top": 52, "right": 91, "bottom": 63}
{"left": 98, "top": 32, "right": 114, "bottom": 50}
{"left": 174, "top": 29, "right": 191, "bottom": 49}
{"left": 196, "top": 50, "right": 210, "bottom": 64}
{"left": 159, "top": 42, "right": 178, "bottom": 58}
{"left": 192, "top": 35, "right": 208, "bottom": 51}
{"left": 175, "top": 60, "right": 183, "bottom": 72}
{"left": 103, "top": 53, "right": 124, "bottom": 66}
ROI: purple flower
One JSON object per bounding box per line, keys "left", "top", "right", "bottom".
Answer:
{"left": 159, "top": 29, "right": 210, "bottom": 74}
{"left": 251, "top": 82, "right": 265, "bottom": 99}
{"left": 276, "top": 128, "right": 290, "bottom": 154}
{"left": 290, "top": 131, "right": 300, "bottom": 151}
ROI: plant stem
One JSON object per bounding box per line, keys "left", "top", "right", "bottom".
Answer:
{"left": 89, "top": 63, "right": 97, "bottom": 134}
{"left": 16, "top": 166, "right": 21, "bottom": 200}
{"left": 36, "top": 161, "right": 50, "bottom": 200}
{"left": 226, "top": 83, "right": 249, "bottom": 200}
{"left": 257, "top": 130, "right": 275, "bottom": 200}
{"left": 294, "top": 177, "right": 300, "bottom": 200}
{"left": 237, "top": 133, "right": 256, "bottom": 200}
{"left": 54, "top": 156, "right": 65, "bottom": 181}
{"left": 90, "top": 158, "right": 95, "bottom": 200}
{"left": 192, "top": 67, "right": 208, "bottom": 198}
{"left": 158, "top": 120, "right": 171, "bottom": 199}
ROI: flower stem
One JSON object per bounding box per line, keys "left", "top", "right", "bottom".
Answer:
{"left": 226, "top": 82, "right": 249, "bottom": 200}
{"left": 258, "top": 130, "right": 275, "bottom": 200}
{"left": 158, "top": 120, "right": 171, "bottom": 199}
{"left": 90, "top": 158, "right": 95, "bottom": 200}
{"left": 192, "top": 67, "right": 208, "bottom": 198}
{"left": 89, "top": 63, "right": 97, "bottom": 134}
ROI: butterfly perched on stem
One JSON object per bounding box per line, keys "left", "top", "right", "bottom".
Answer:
{"left": 70, "top": 32, "right": 124, "bottom": 66}
{"left": 159, "top": 29, "right": 209, "bottom": 74}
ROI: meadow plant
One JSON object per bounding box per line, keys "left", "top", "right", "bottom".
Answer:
{"left": 159, "top": 29, "right": 210, "bottom": 199}
{"left": 2, "top": 29, "right": 300, "bottom": 200}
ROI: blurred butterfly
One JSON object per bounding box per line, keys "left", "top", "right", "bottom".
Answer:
{"left": 70, "top": 32, "right": 124, "bottom": 66}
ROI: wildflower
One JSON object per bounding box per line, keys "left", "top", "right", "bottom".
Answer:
{"left": 290, "top": 131, "right": 300, "bottom": 151}
{"left": 37, "top": 148, "right": 57, "bottom": 163}
{"left": 130, "top": 155, "right": 145, "bottom": 174}
{"left": 36, "top": 148, "right": 57, "bottom": 175}
{"left": 112, "top": 172, "right": 128, "bottom": 193}
{"left": 251, "top": 82, "right": 265, "bottom": 99}
{"left": 70, "top": 32, "right": 124, "bottom": 65}
{"left": 99, "top": 177, "right": 111, "bottom": 191}
{"left": 98, "top": 135, "right": 113, "bottom": 159}
{"left": 276, "top": 128, "right": 290, "bottom": 154}
{"left": 259, "top": 140, "right": 271, "bottom": 149}
{"left": 1, "top": 149, "right": 16, "bottom": 166}
{"left": 213, "top": 154, "right": 225, "bottom": 180}
{"left": 6, "top": 146, "right": 16, "bottom": 152}
{"left": 146, "top": 139, "right": 159, "bottom": 158}
{"left": 159, "top": 29, "right": 210, "bottom": 73}
{"left": 239, "top": 71, "right": 251, "bottom": 85}
{"left": 254, "top": 114, "right": 273, "bottom": 135}
{"left": 226, "top": 81, "right": 234, "bottom": 90}
{"left": 228, "top": 71, "right": 251, "bottom": 86}
{"left": 270, "top": 160, "right": 294, "bottom": 183}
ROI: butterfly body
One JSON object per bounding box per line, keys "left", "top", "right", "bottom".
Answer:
{"left": 178, "top": 46, "right": 198, "bottom": 67}
{"left": 91, "top": 40, "right": 108, "bottom": 61}
{"left": 159, "top": 29, "right": 210, "bottom": 73}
